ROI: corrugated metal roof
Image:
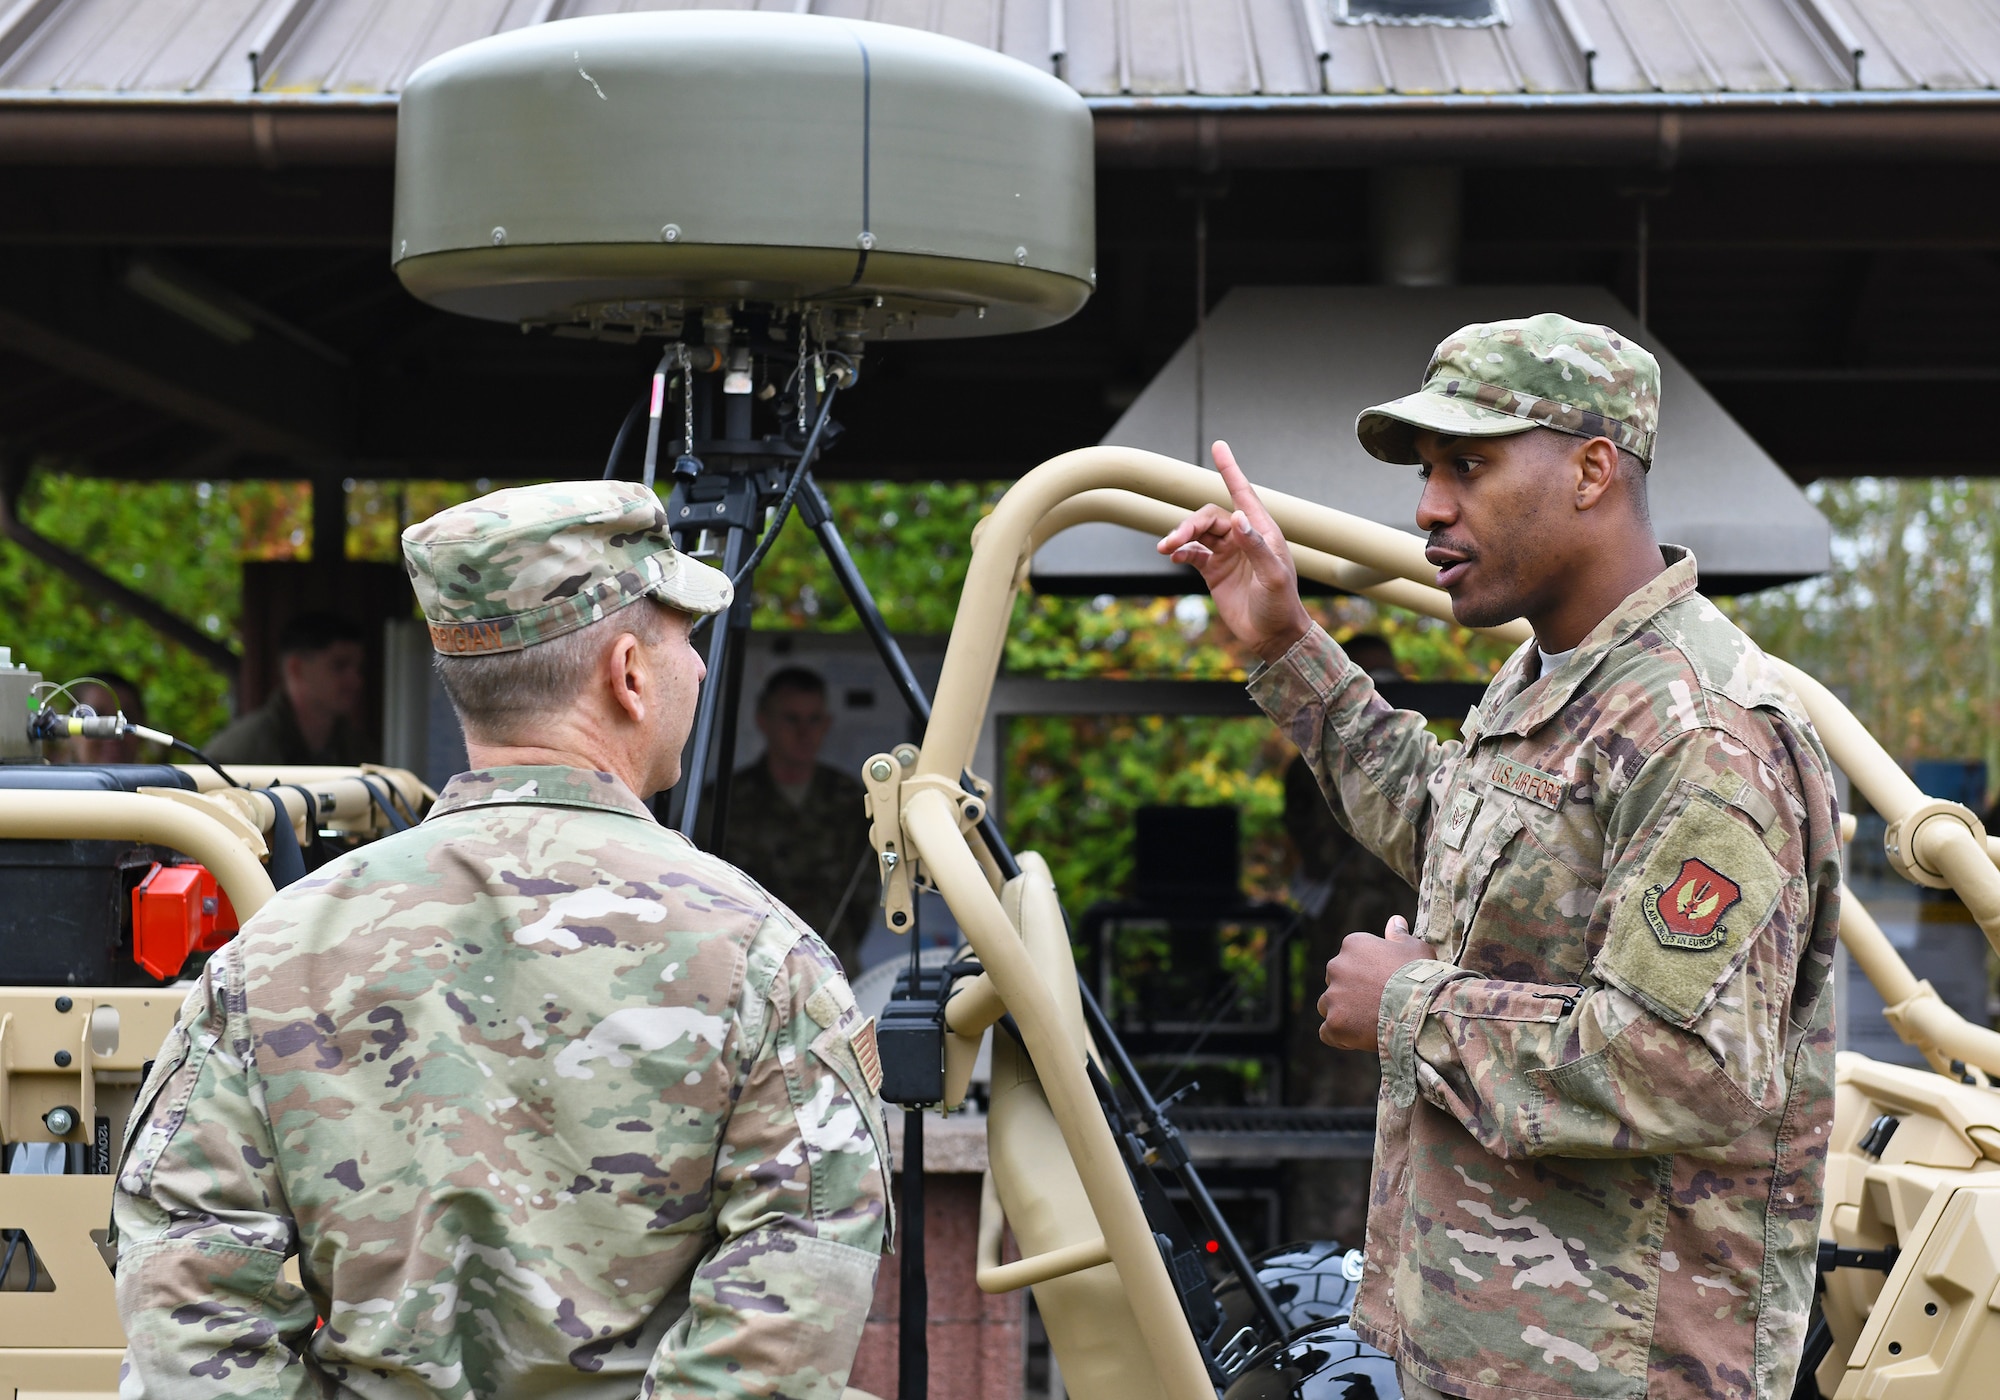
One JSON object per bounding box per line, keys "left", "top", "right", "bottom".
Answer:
{"left": 4, "top": 0, "right": 2000, "bottom": 101}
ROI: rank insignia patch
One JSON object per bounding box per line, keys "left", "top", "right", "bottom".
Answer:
{"left": 1440, "top": 788, "right": 1481, "bottom": 849}
{"left": 1642, "top": 858, "right": 1743, "bottom": 950}
{"left": 850, "top": 1015, "right": 884, "bottom": 1095}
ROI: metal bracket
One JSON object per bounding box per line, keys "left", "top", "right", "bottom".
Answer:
{"left": 901, "top": 770, "right": 988, "bottom": 836}
{"left": 1884, "top": 798, "right": 1984, "bottom": 890}
{"left": 1817, "top": 1239, "right": 1899, "bottom": 1274}
{"left": 863, "top": 747, "right": 918, "bottom": 934}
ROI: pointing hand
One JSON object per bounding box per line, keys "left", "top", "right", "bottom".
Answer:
{"left": 1156, "top": 441, "right": 1313, "bottom": 664}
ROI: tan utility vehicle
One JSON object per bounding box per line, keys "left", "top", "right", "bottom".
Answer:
{"left": 3, "top": 452, "right": 1997, "bottom": 1399}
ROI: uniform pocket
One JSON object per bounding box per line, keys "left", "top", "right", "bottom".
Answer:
{"left": 1430, "top": 803, "right": 1525, "bottom": 961}
{"left": 1431, "top": 981, "right": 1577, "bottom": 1024}
{"left": 114, "top": 1014, "right": 211, "bottom": 1198}
{"left": 807, "top": 1016, "right": 894, "bottom": 1239}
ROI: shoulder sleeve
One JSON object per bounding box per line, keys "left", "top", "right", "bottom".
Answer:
{"left": 112, "top": 943, "right": 317, "bottom": 1399}
{"left": 643, "top": 914, "right": 888, "bottom": 1400}
{"left": 1248, "top": 623, "right": 1455, "bottom": 887}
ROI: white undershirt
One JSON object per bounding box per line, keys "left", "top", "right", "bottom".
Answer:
{"left": 1536, "top": 645, "right": 1575, "bottom": 679}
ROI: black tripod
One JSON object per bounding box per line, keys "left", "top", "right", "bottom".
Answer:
{"left": 603, "top": 326, "right": 1289, "bottom": 1390}
{"left": 602, "top": 328, "right": 930, "bottom": 849}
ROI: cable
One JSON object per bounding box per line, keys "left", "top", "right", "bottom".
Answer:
{"left": 30, "top": 700, "right": 245, "bottom": 789}
{"left": 730, "top": 380, "right": 840, "bottom": 589}
{"left": 156, "top": 733, "right": 243, "bottom": 789}
{"left": 602, "top": 388, "right": 647, "bottom": 480}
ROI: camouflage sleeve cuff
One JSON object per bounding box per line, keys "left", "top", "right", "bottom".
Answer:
{"left": 1378, "top": 959, "right": 1463, "bottom": 1109}
{"left": 1246, "top": 623, "right": 1357, "bottom": 720}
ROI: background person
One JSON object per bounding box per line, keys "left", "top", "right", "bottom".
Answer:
{"left": 1159, "top": 315, "right": 1841, "bottom": 1400}
{"left": 718, "top": 667, "right": 874, "bottom": 975}
{"left": 115, "top": 481, "right": 887, "bottom": 1400}
{"left": 206, "top": 610, "right": 370, "bottom": 766}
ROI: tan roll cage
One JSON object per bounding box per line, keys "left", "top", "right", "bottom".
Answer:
{"left": 890, "top": 447, "right": 2000, "bottom": 1397}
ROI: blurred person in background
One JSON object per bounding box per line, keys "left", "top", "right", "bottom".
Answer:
{"left": 48, "top": 674, "right": 149, "bottom": 765}
{"left": 717, "top": 667, "right": 873, "bottom": 975}
{"left": 206, "top": 611, "right": 371, "bottom": 766}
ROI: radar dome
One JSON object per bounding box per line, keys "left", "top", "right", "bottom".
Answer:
{"left": 392, "top": 12, "right": 1096, "bottom": 340}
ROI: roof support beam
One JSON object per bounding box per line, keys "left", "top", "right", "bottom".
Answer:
{"left": 0, "top": 250, "right": 349, "bottom": 459}
{"left": 247, "top": 0, "right": 322, "bottom": 91}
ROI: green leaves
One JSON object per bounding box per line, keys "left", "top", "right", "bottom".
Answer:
{"left": 1726, "top": 478, "right": 2000, "bottom": 800}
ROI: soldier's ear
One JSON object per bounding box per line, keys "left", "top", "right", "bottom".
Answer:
{"left": 1573, "top": 436, "right": 1621, "bottom": 513}
{"left": 606, "top": 630, "right": 649, "bottom": 724}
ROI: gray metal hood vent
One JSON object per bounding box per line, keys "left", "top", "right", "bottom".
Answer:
{"left": 1031, "top": 286, "right": 1830, "bottom": 599}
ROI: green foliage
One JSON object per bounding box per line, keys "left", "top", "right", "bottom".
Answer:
{"left": 0, "top": 474, "right": 311, "bottom": 741}
{"left": 1006, "top": 712, "right": 1295, "bottom": 912}
{"left": 998, "top": 592, "right": 1508, "bottom": 916}
{"left": 0, "top": 473, "right": 481, "bottom": 745}
{"left": 1725, "top": 478, "right": 2000, "bottom": 797}
{"left": 347, "top": 481, "right": 489, "bottom": 563}
{"left": 28, "top": 469, "right": 1995, "bottom": 916}
{"left": 738, "top": 480, "right": 1007, "bottom": 634}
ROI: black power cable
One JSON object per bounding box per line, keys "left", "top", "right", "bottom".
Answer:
{"left": 602, "top": 388, "right": 647, "bottom": 480}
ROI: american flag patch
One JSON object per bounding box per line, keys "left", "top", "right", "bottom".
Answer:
{"left": 850, "top": 1016, "right": 884, "bottom": 1095}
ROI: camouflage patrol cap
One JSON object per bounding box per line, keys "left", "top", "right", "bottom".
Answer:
{"left": 1356, "top": 313, "right": 1661, "bottom": 466}
{"left": 402, "top": 480, "right": 732, "bottom": 656}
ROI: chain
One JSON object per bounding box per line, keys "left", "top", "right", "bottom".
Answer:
{"left": 677, "top": 341, "right": 695, "bottom": 453}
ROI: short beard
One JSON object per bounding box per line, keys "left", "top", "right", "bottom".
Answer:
{"left": 1448, "top": 589, "right": 1526, "bottom": 631}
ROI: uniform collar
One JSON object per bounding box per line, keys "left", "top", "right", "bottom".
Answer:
{"left": 428, "top": 765, "right": 658, "bottom": 823}
{"left": 1475, "top": 545, "right": 1699, "bottom": 742}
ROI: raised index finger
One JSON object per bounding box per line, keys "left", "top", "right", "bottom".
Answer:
{"left": 1211, "top": 440, "right": 1281, "bottom": 537}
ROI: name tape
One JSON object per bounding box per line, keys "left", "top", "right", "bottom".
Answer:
{"left": 1488, "top": 755, "right": 1566, "bottom": 811}
{"left": 429, "top": 620, "right": 512, "bottom": 654}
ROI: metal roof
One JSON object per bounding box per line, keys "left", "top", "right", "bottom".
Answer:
{"left": 1030, "top": 285, "right": 1832, "bottom": 595}
{"left": 3, "top": 0, "right": 2000, "bottom": 102}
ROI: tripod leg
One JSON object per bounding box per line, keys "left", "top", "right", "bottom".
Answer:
{"left": 674, "top": 478, "right": 757, "bottom": 843}
{"left": 797, "top": 474, "right": 933, "bottom": 725}
{"left": 705, "top": 572, "right": 755, "bottom": 851}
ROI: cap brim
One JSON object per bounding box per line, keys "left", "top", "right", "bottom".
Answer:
{"left": 1355, "top": 391, "right": 1539, "bottom": 465}
{"left": 649, "top": 549, "right": 735, "bottom": 616}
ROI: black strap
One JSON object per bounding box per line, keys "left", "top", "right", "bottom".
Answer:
{"left": 358, "top": 776, "right": 414, "bottom": 834}
{"left": 250, "top": 789, "right": 307, "bottom": 889}
{"left": 276, "top": 785, "right": 330, "bottom": 872}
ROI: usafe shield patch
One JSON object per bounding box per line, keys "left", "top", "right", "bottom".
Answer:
{"left": 1642, "top": 857, "right": 1743, "bottom": 951}
{"left": 1488, "top": 755, "right": 1566, "bottom": 811}
{"left": 1601, "top": 790, "right": 1786, "bottom": 1026}
{"left": 850, "top": 1015, "right": 884, "bottom": 1095}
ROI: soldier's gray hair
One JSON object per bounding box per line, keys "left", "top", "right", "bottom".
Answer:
{"left": 435, "top": 598, "right": 679, "bottom": 738}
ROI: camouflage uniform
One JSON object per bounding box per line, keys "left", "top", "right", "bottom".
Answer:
{"left": 718, "top": 761, "right": 875, "bottom": 976}
{"left": 1254, "top": 318, "right": 1842, "bottom": 1400}
{"left": 113, "top": 482, "right": 889, "bottom": 1400}
{"left": 206, "top": 687, "right": 372, "bottom": 767}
